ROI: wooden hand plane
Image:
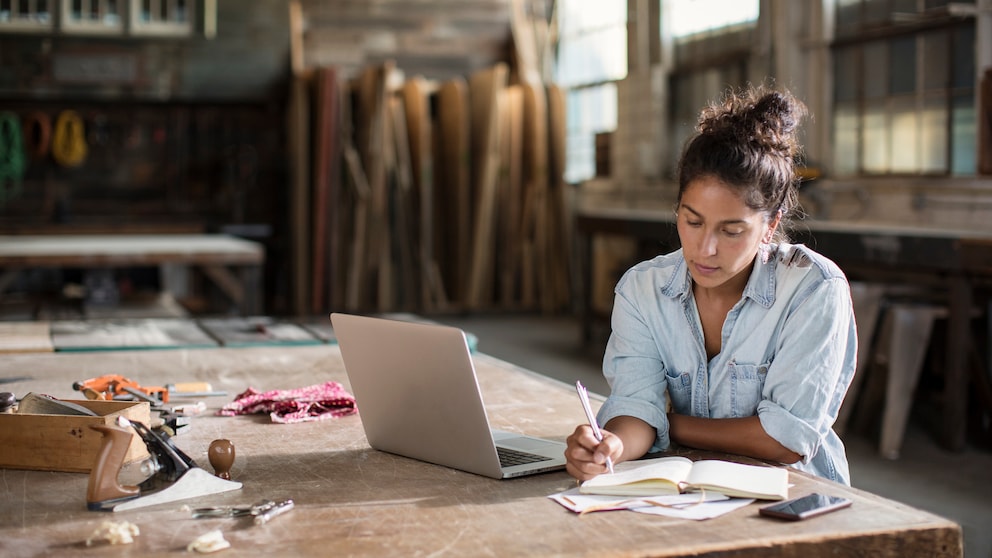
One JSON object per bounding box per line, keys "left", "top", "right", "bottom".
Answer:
{"left": 87, "top": 417, "right": 241, "bottom": 512}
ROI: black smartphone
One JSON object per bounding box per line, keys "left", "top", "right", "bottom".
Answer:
{"left": 758, "top": 493, "right": 852, "bottom": 521}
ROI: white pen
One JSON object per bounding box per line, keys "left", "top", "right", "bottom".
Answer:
{"left": 575, "top": 381, "right": 614, "bottom": 474}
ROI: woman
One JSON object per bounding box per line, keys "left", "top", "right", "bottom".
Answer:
{"left": 566, "top": 86, "right": 857, "bottom": 484}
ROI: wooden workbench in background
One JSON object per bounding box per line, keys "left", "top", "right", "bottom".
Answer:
{"left": 0, "top": 344, "right": 961, "bottom": 557}
{"left": 0, "top": 234, "right": 264, "bottom": 316}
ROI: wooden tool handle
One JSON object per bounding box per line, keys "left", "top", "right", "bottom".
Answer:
{"left": 86, "top": 423, "right": 140, "bottom": 509}
{"left": 208, "top": 439, "right": 235, "bottom": 480}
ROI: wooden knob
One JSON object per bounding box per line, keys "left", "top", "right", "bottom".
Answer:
{"left": 0, "top": 392, "right": 15, "bottom": 413}
{"left": 208, "top": 439, "right": 235, "bottom": 480}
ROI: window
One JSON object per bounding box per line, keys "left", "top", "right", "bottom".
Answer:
{"left": 668, "top": 0, "right": 759, "bottom": 38}
{"left": 130, "top": 0, "right": 192, "bottom": 36}
{"left": 556, "top": 0, "right": 626, "bottom": 184}
{"left": 61, "top": 0, "right": 123, "bottom": 34}
{"left": 0, "top": 0, "right": 53, "bottom": 31}
{"left": 0, "top": 0, "right": 199, "bottom": 36}
{"left": 831, "top": 0, "right": 976, "bottom": 176}
{"left": 667, "top": 0, "right": 759, "bottom": 172}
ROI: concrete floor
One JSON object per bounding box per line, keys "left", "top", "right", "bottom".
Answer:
{"left": 433, "top": 312, "right": 992, "bottom": 558}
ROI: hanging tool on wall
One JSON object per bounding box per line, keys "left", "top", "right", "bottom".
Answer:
{"left": 0, "top": 111, "right": 26, "bottom": 206}
{"left": 51, "top": 109, "right": 88, "bottom": 167}
{"left": 87, "top": 417, "right": 241, "bottom": 512}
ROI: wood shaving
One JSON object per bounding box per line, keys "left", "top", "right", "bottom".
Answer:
{"left": 187, "top": 529, "right": 231, "bottom": 553}
{"left": 85, "top": 520, "right": 140, "bottom": 546}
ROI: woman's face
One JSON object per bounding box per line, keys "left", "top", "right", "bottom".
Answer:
{"left": 676, "top": 176, "right": 778, "bottom": 293}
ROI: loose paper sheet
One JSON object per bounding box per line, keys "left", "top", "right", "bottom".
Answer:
{"left": 549, "top": 487, "right": 751, "bottom": 520}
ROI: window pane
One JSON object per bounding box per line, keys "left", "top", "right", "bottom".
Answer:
{"left": 952, "top": 22, "right": 975, "bottom": 89}
{"left": 951, "top": 93, "right": 976, "bottom": 175}
{"left": 833, "top": 102, "right": 860, "bottom": 176}
{"left": 834, "top": 46, "right": 858, "bottom": 103}
{"left": 565, "top": 83, "right": 618, "bottom": 183}
{"left": 890, "top": 96, "right": 918, "bottom": 173}
{"left": 863, "top": 102, "right": 889, "bottom": 173}
{"left": 864, "top": 41, "right": 887, "bottom": 99}
{"left": 921, "top": 30, "right": 948, "bottom": 91}
{"left": 889, "top": 36, "right": 915, "bottom": 95}
{"left": 920, "top": 94, "right": 948, "bottom": 173}
{"left": 559, "top": 0, "right": 625, "bottom": 37}
{"left": 556, "top": 25, "right": 627, "bottom": 86}
{"left": 864, "top": 0, "right": 889, "bottom": 26}
{"left": 669, "top": 0, "right": 758, "bottom": 38}
{"left": 836, "top": 0, "right": 861, "bottom": 35}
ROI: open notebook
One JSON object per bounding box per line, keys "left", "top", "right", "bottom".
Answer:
{"left": 330, "top": 313, "right": 567, "bottom": 479}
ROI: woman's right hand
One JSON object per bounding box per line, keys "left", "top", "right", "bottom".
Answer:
{"left": 564, "top": 424, "right": 622, "bottom": 481}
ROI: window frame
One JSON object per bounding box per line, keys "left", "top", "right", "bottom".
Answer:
{"left": 829, "top": 3, "right": 976, "bottom": 177}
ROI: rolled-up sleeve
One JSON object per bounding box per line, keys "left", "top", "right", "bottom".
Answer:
{"left": 756, "top": 277, "right": 857, "bottom": 464}
{"left": 596, "top": 279, "right": 672, "bottom": 452}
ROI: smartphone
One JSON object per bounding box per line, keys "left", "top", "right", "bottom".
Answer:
{"left": 759, "top": 493, "right": 852, "bottom": 521}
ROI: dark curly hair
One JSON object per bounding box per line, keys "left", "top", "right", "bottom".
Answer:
{"left": 676, "top": 85, "right": 808, "bottom": 243}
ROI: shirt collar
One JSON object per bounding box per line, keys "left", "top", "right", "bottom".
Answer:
{"left": 662, "top": 245, "right": 778, "bottom": 308}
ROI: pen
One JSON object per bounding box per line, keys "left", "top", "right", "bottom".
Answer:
{"left": 575, "top": 381, "right": 614, "bottom": 474}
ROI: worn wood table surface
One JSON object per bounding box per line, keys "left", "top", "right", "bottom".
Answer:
{"left": 0, "top": 345, "right": 962, "bottom": 557}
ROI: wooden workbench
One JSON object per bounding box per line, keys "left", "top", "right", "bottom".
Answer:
{"left": 0, "top": 234, "right": 264, "bottom": 315}
{"left": 0, "top": 344, "right": 962, "bottom": 557}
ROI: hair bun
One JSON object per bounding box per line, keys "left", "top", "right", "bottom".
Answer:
{"left": 698, "top": 87, "right": 806, "bottom": 159}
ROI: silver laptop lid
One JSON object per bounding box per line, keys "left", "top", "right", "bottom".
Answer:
{"left": 330, "top": 313, "right": 504, "bottom": 479}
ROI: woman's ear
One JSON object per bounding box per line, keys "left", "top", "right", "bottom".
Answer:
{"left": 764, "top": 211, "right": 782, "bottom": 243}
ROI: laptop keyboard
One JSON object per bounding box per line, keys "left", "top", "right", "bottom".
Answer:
{"left": 497, "top": 446, "right": 552, "bottom": 467}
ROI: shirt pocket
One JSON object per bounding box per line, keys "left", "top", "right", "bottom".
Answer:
{"left": 729, "top": 362, "right": 769, "bottom": 417}
{"left": 664, "top": 368, "right": 692, "bottom": 414}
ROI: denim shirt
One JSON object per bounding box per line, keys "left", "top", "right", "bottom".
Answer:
{"left": 596, "top": 243, "right": 857, "bottom": 485}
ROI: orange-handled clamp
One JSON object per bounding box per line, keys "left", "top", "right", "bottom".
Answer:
{"left": 73, "top": 374, "right": 169, "bottom": 403}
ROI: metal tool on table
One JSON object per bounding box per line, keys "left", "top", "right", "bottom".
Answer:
{"left": 74, "top": 375, "right": 226, "bottom": 436}
{"left": 86, "top": 416, "right": 242, "bottom": 512}
{"left": 193, "top": 499, "right": 295, "bottom": 525}
{"left": 74, "top": 374, "right": 228, "bottom": 403}
{"left": 74, "top": 374, "right": 170, "bottom": 403}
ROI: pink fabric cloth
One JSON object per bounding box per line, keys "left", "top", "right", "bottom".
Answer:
{"left": 216, "top": 381, "right": 357, "bottom": 424}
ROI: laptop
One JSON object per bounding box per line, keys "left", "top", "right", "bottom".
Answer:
{"left": 330, "top": 313, "right": 567, "bottom": 479}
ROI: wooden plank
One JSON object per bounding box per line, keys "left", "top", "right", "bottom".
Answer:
{"left": 403, "top": 76, "right": 444, "bottom": 311}
{"left": 546, "top": 82, "right": 571, "bottom": 310}
{"left": 0, "top": 322, "right": 53, "bottom": 354}
{"left": 197, "top": 317, "right": 322, "bottom": 348}
{"left": 288, "top": 0, "right": 306, "bottom": 77}
{"left": 351, "top": 62, "right": 394, "bottom": 312}
{"left": 436, "top": 77, "right": 471, "bottom": 307}
{"left": 385, "top": 92, "right": 415, "bottom": 311}
{"left": 289, "top": 74, "right": 312, "bottom": 316}
{"left": 466, "top": 63, "right": 508, "bottom": 309}
{"left": 499, "top": 85, "right": 524, "bottom": 306}
{"left": 521, "top": 82, "right": 548, "bottom": 310}
{"left": 509, "top": 0, "right": 540, "bottom": 85}
{"left": 343, "top": 145, "right": 372, "bottom": 311}
{"left": 311, "top": 66, "right": 342, "bottom": 315}
{"left": 50, "top": 319, "right": 218, "bottom": 352}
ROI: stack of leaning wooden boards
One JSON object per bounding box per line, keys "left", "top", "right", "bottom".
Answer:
{"left": 296, "top": 65, "right": 570, "bottom": 317}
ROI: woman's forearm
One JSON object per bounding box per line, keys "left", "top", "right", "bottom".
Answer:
{"left": 603, "top": 416, "right": 657, "bottom": 463}
{"left": 667, "top": 413, "right": 802, "bottom": 464}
